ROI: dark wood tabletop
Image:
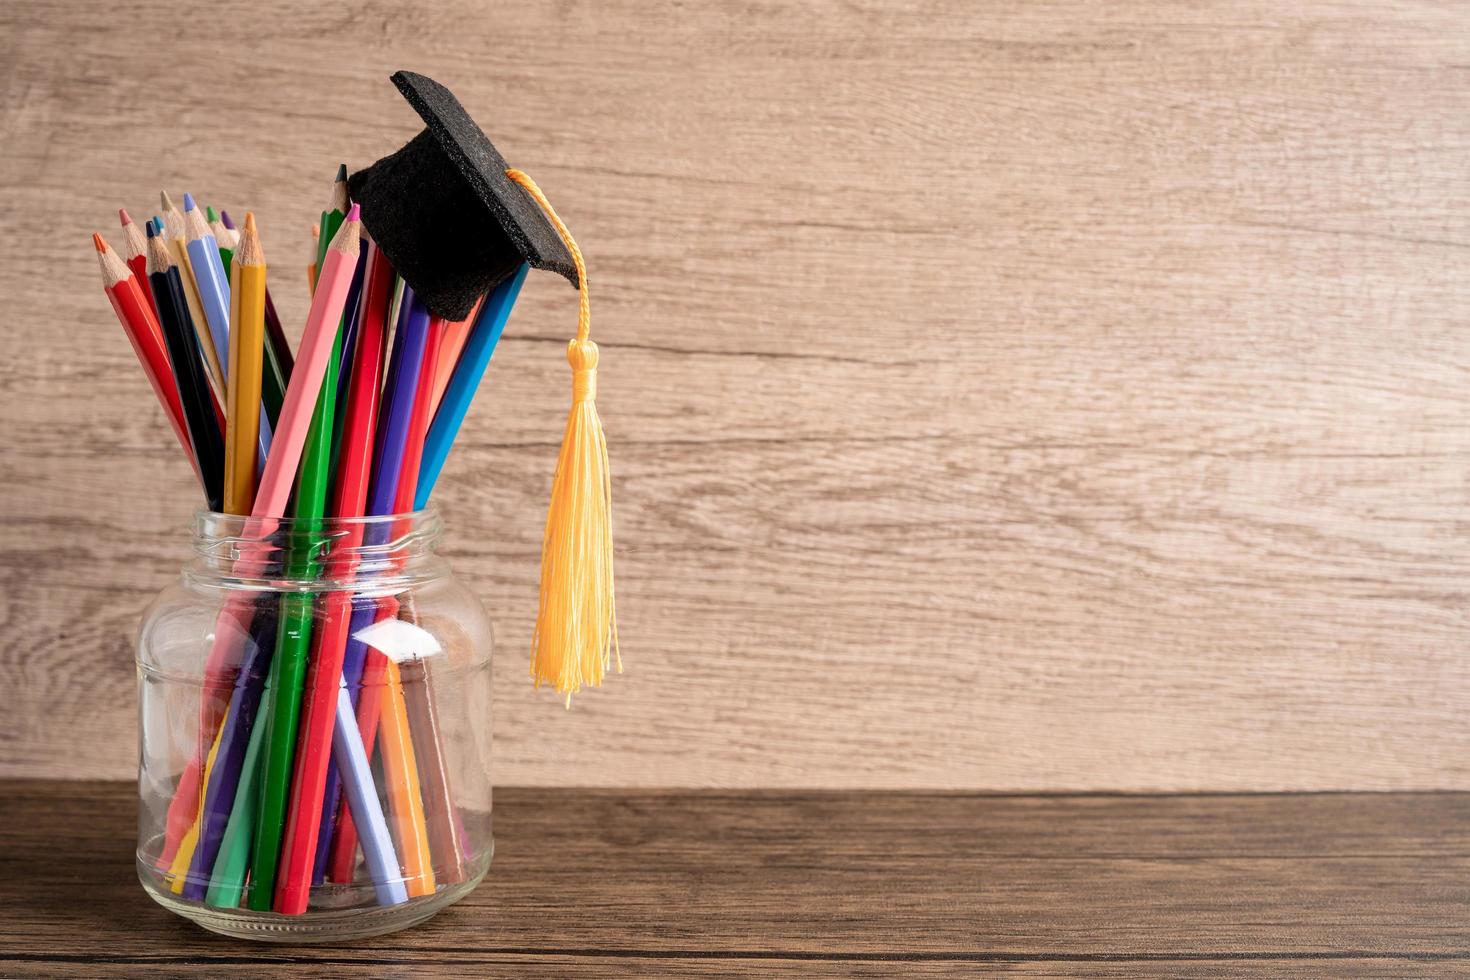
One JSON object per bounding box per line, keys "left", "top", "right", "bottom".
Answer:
{"left": 1, "top": 781, "right": 1465, "bottom": 977}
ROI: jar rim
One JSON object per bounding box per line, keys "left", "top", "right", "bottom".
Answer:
{"left": 186, "top": 508, "right": 446, "bottom": 590}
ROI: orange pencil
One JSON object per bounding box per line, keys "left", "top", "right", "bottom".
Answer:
{"left": 95, "top": 233, "right": 198, "bottom": 480}
{"left": 378, "top": 658, "right": 434, "bottom": 896}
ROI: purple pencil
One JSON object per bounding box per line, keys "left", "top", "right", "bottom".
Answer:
{"left": 313, "top": 284, "right": 434, "bottom": 882}
{"left": 181, "top": 602, "right": 278, "bottom": 899}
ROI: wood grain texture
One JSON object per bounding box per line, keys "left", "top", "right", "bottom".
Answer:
{"left": 2, "top": 1, "right": 1470, "bottom": 788}
{"left": 1, "top": 782, "right": 1468, "bottom": 977}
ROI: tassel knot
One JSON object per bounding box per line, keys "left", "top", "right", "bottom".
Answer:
{"left": 570, "top": 340, "right": 598, "bottom": 403}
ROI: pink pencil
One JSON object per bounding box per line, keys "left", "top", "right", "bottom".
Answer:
{"left": 158, "top": 206, "right": 364, "bottom": 868}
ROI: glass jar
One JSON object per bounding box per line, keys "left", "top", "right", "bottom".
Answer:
{"left": 135, "top": 510, "right": 494, "bottom": 941}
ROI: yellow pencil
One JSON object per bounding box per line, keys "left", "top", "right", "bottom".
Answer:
{"left": 162, "top": 191, "right": 225, "bottom": 393}
{"left": 224, "top": 214, "right": 267, "bottom": 515}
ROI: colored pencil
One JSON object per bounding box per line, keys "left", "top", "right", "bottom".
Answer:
{"left": 203, "top": 683, "right": 271, "bottom": 909}
{"left": 224, "top": 209, "right": 294, "bottom": 428}
{"left": 165, "top": 206, "right": 361, "bottom": 874}
{"left": 328, "top": 241, "right": 370, "bottom": 476}
{"left": 224, "top": 214, "right": 266, "bottom": 515}
{"left": 162, "top": 192, "right": 224, "bottom": 394}
{"left": 209, "top": 210, "right": 236, "bottom": 274}
{"left": 324, "top": 284, "right": 431, "bottom": 882}
{"left": 398, "top": 616, "right": 466, "bottom": 885}
{"left": 426, "top": 296, "right": 483, "bottom": 420}
{"left": 145, "top": 227, "right": 225, "bottom": 512}
{"left": 118, "top": 210, "right": 157, "bottom": 317}
{"left": 184, "top": 193, "right": 274, "bottom": 469}
{"left": 183, "top": 194, "right": 232, "bottom": 376}
{"left": 94, "top": 233, "right": 195, "bottom": 478}
{"left": 308, "top": 224, "right": 319, "bottom": 291}
{"left": 181, "top": 605, "right": 276, "bottom": 900}
{"left": 415, "top": 265, "right": 527, "bottom": 507}
{"left": 247, "top": 204, "right": 359, "bottom": 911}
{"left": 276, "top": 239, "right": 392, "bottom": 913}
{"left": 377, "top": 297, "right": 451, "bottom": 896}
{"left": 332, "top": 687, "right": 409, "bottom": 906}
{"left": 378, "top": 657, "right": 435, "bottom": 897}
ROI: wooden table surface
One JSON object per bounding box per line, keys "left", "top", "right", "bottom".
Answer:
{"left": 0, "top": 782, "right": 1465, "bottom": 977}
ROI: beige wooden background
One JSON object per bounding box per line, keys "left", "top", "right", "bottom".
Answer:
{"left": 2, "top": 0, "right": 1468, "bottom": 789}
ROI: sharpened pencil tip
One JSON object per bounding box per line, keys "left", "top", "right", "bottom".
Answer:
{"left": 220, "top": 210, "right": 236, "bottom": 230}
{"left": 93, "top": 232, "right": 107, "bottom": 252}
{"left": 145, "top": 222, "right": 157, "bottom": 239}
{"left": 205, "top": 205, "right": 218, "bottom": 222}
{"left": 336, "top": 163, "right": 348, "bottom": 182}
{"left": 119, "top": 208, "right": 133, "bottom": 227}
{"left": 183, "top": 192, "right": 197, "bottom": 212}
{"left": 244, "top": 211, "right": 257, "bottom": 233}
{"left": 346, "top": 202, "right": 361, "bottom": 221}
{"left": 161, "top": 190, "right": 176, "bottom": 212}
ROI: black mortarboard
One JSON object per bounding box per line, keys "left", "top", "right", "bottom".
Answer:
{"left": 348, "top": 71, "right": 578, "bottom": 320}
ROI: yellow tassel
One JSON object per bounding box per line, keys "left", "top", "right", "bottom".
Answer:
{"left": 506, "top": 169, "right": 620, "bottom": 705}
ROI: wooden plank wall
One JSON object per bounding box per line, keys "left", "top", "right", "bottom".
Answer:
{"left": 1, "top": 1, "right": 1468, "bottom": 788}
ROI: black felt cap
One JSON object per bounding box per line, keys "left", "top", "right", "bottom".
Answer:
{"left": 348, "top": 71, "right": 578, "bottom": 320}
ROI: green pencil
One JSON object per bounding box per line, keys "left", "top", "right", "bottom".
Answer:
{"left": 245, "top": 333, "right": 342, "bottom": 910}
{"left": 245, "top": 167, "right": 350, "bottom": 911}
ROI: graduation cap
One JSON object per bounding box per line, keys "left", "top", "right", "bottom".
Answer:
{"left": 347, "top": 70, "right": 579, "bottom": 321}
{"left": 353, "top": 71, "right": 618, "bottom": 703}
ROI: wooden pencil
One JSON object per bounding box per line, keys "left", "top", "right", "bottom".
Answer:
{"left": 308, "top": 240, "right": 396, "bottom": 884}
{"left": 275, "top": 238, "right": 394, "bottom": 912}
{"left": 118, "top": 210, "right": 157, "bottom": 317}
{"left": 223, "top": 210, "right": 292, "bottom": 438}
{"left": 246, "top": 205, "right": 361, "bottom": 911}
{"left": 94, "top": 233, "right": 195, "bottom": 477}
{"left": 308, "top": 224, "right": 319, "bottom": 291}
{"left": 183, "top": 195, "right": 233, "bottom": 382}
{"left": 426, "top": 295, "right": 483, "bottom": 420}
{"left": 416, "top": 266, "right": 527, "bottom": 507}
{"left": 145, "top": 226, "right": 225, "bottom": 512}
{"left": 374, "top": 297, "right": 447, "bottom": 897}
{"left": 167, "top": 206, "right": 360, "bottom": 880}
{"left": 224, "top": 214, "right": 266, "bottom": 515}
{"left": 162, "top": 191, "right": 225, "bottom": 394}
{"left": 208, "top": 209, "right": 236, "bottom": 275}
{"left": 324, "top": 284, "right": 431, "bottom": 883}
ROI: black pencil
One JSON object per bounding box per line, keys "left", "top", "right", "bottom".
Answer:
{"left": 147, "top": 224, "right": 226, "bottom": 511}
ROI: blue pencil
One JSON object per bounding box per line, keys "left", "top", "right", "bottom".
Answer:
{"left": 414, "top": 263, "right": 527, "bottom": 508}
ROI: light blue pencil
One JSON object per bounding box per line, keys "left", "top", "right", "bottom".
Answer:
{"left": 183, "top": 194, "right": 270, "bottom": 470}
{"left": 413, "top": 264, "right": 528, "bottom": 508}
{"left": 333, "top": 687, "right": 409, "bottom": 905}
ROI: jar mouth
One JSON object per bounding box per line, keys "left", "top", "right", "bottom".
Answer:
{"left": 188, "top": 509, "right": 445, "bottom": 589}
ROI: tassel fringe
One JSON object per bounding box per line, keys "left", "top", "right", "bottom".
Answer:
{"left": 506, "top": 169, "right": 620, "bottom": 705}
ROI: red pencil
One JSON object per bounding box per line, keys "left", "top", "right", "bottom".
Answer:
{"left": 118, "top": 210, "right": 158, "bottom": 318}
{"left": 426, "top": 296, "right": 482, "bottom": 420}
{"left": 274, "top": 240, "right": 394, "bottom": 914}
{"left": 95, "top": 232, "right": 198, "bottom": 481}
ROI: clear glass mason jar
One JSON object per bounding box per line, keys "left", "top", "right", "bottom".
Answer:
{"left": 135, "top": 510, "right": 494, "bottom": 941}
